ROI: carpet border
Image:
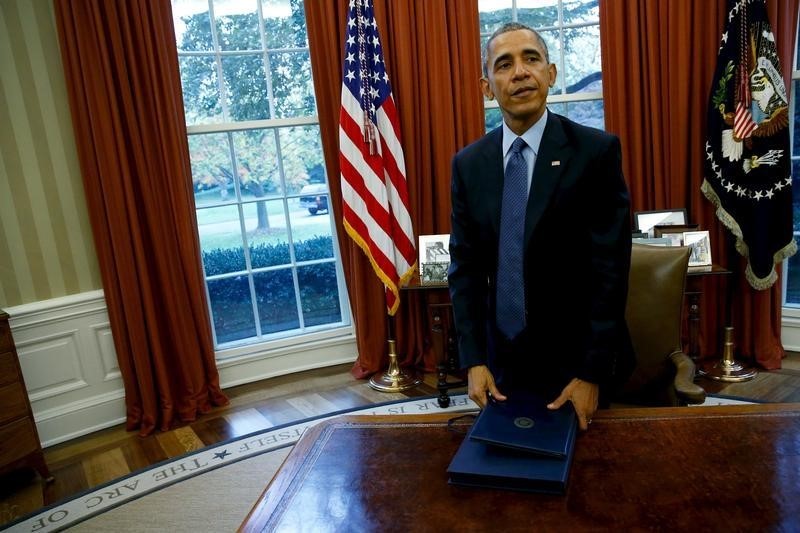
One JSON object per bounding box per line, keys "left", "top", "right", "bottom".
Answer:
{"left": 2, "top": 393, "right": 475, "bottom": 533}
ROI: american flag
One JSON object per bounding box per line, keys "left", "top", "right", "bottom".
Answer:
{"left": 732, "top": 4, "right": 757, "bottom": 141}
{"left": 338, "top": 0, "right": 416, "bottom": 315}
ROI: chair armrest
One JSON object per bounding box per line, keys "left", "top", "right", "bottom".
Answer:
{"left": 669, "top": 351, "right": 707, "bottom": 404}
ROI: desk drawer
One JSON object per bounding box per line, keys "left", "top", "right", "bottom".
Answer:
{"left": 0, "top": 417, "right": 39, "bottom": 466}
{"left": 0, "top": 351, "right": 20, "bottom": 387}
{"left": 0, "top": 320, "right": 11, "bottom": 353}
{"left": 0, "top": 381, "right": 29, "bottom": 425}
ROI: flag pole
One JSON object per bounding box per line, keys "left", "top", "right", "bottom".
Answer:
{"left": 699, "top": 236, "right": 757, "bottom": 382}
{"left": 369, "top": 313, "right": 421, "bottom": 392}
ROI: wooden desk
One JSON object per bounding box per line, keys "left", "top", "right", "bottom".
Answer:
{"left": 240, "top": 405, "right": 800, "bottom": 532}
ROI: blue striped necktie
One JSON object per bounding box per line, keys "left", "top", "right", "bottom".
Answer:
{"left": 496, "top": 137, "right": 528, "bottom": 339}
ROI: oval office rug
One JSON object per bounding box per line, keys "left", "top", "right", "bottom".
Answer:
{"left": 3, "top": 394, "right": 476, "bottom": 533}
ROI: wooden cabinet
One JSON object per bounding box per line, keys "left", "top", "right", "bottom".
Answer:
{"left": 0, "top": 310, "right": 52, "bottom": 482}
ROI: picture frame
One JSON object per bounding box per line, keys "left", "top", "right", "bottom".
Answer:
{"left": 418, "top": 234, "right": 450, "bottom": 284}
{"left": 683, "top": 230, "right": 712, "bottom": 266}
{"left": 633, "top": 209, "right": 688, "bottom": 237}
{"left": 653, "top": 224, "right": 699, "bottom": 246}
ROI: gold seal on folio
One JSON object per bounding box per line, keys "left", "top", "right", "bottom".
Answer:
{"left": 514, "top": 417, "right": 534, "bottom": 429}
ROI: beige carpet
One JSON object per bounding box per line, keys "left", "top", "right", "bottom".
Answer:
{"left": 68, "top": 448, "right": 292, "bottom": 532}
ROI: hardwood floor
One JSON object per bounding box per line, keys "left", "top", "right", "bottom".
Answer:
{"left": 1, "top": 352, "right": 799, "bottom": 528}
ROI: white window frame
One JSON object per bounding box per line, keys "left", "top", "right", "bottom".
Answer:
{"left": 779, "top": 26, "right": 800, "bottom": 351}
{"left": 175, "top": 1, "right": 354, "bottom": 363}
{"left": 479, "top": 0, "right": 604, "bottom": 122}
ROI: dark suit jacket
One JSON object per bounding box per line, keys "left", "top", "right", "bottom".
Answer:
{"left": 448, "top": 111, "right": 634, "bottom": 392}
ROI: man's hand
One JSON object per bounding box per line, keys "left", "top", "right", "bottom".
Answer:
{"left": 547, "top": 378, "right": 599, "bottom": 430}
{"left": 467, "top": 365, "right": 507, "bottom": 409}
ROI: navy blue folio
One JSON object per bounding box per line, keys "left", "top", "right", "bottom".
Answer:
{"left": 469, "top": 390, "right": 577, "bottom": 457}
{"left": 447, "top": 391, "right": 577, "bottom": 494}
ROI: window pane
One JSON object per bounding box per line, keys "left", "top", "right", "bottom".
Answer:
{"left": 548, "top": 102, "right": 566, "bottom": 116}
{"left": 263, "top": 0, "right": 309, "bottom": 48}
{"left": 562, "top": 0, "right": 599, "bottom": 24}
{"left": 221, "top": 54, "right": 270, "bottom": 121}
{"left": 244, "top": 200, "right": 291, "bottom": 267}
{"left": 213, "top": 1, "right": 260, "bottom": 51}
{"left": 517, "top": 0, "right": 559, "bottom": 28}
{"left": 290, "top": 201, "right": 334, "bottom": 262}
{"left": 794, "top": 81, "right": 800, "bottom": 155}
{"left": 478, "top": 0, "right": 512, "bottom": 35}
{"left": 793, "top": 157, "right": 800, "bottom": 235}
{"left": 179, "top": 56, "right": 222, "bottom": 125}
{"left": 786, "top": 237, "right": 800, "bottom": 304}
{"left": 233, "top": 129, "right": 282, "bottom": 198}
{"left": 190, "top": 133, "right": 235, "bottom": 207}
{"left": 269, "top": 51, "right": 315, "bottom": 118}
{"left": 295, "top": 234, "right": 334, "bottom": 262}
{"left": 539, "top": 29, "right": 562, "bottom": 92}
{"left": 208, "top": 276, "right": 256, "bottom": 343}
{"left": 565, "top": 100, "right": 604, "bottom": 129}
{"left": 198, "top": 205, "right": 246, "bottom": 275}
{"left": 173, "top": 1, "right": 214, "bottom": 52}
{"left": 485, "top": 107, "right": 503, "bottom": 132}
{"left": 254, "top": 269, "right": 300, "bottom": 333}
{"left": 279, "top": 125, "right": 326, "bottom": 194}
{"left": 564, "top": 26, "right": 602, "bottom": 94}
{"left": 298, "top": 263, "right": 342, "bottom": 327}
{"left": 796, "top": 21, "right": 800, "bottom": 71}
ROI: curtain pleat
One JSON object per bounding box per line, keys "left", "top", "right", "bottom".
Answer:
{"left": 306, "top": 1, "right": 484, "bottom": 377}
{"left": 53, "top": 0, "right": 228, "bottom": 436}
{"left": 600, "top": 0, "right": 798, "bottom": 368}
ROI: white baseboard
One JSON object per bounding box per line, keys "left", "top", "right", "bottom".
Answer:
{"left": 5, "top": 291, "right": 357, "bottom": 448}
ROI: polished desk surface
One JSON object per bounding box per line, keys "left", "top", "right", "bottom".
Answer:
{"left": 240, "top": 405, "right": 800, "bottom": 532}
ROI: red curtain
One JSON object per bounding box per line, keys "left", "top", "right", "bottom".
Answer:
{"left": 54, "top": 0, "right": 228, "bottom": 436}
{"left": 305, "top": 1, "right": 485, "bottom": 377}
{"left": 600, "top": 0, "right": 799, "bottom": 368}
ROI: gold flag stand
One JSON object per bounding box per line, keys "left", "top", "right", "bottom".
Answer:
{"left": 699, "top": 326, "right": 757, "bottom": 382}
{"left": 369, "top": 315, "right": 420, "bottom": 392}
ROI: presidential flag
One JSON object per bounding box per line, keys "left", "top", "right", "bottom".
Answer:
{"left": 702, "top": 0, "right": 796, "bottom": 289}
{"left": 339, "top": 0, "right": 416, "bottom": 314}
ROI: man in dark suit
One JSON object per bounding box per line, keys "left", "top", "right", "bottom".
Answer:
{"left": 448, "top": 22, "right": 634, "bottom": 430}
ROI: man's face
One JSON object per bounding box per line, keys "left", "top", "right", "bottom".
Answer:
{"left": 481, "top": 29, "right": 556, "bottom": 135}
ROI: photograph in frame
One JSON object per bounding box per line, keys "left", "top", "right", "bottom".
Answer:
{"left": 634, "top": 209, "right": 688, "bottom": 237}
{"left": 653, "top": 224, "right": 699, "bottom": 246}
{"left": 418, "top": 234, "right": 450, "bottom": 284}
{"left": 683, "top": 230, "right": 712, "bottom": 266}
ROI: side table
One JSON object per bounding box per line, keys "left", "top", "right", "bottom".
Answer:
{"left": 402, "top": 278, "right": 465, "bottom": 407}
{"left": 685, "top": 264, "right": 731, "bottom": 361}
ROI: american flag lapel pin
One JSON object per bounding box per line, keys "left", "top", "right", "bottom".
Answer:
{"left": 551, "top": 160, "right": 561, "bottom": 166}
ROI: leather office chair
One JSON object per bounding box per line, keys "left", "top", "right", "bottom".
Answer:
{"left": 616, "top": 244, "right": 706, "bottom": 406}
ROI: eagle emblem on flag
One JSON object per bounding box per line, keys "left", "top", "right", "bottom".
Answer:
{"left": 702, "top": 0, "right": 796, "bottom": 289}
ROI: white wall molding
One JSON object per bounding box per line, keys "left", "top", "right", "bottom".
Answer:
{"left": 781, "top": 307, "right": 800, "bottom": 352}
{"left": 5, "top": 291, "right": 358, "bottom": 447}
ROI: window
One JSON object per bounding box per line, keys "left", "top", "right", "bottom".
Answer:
{"left": 171, "top": 0, "right": 350, "bottom": 353}
{"left": 478, "top": 0, "right": 603, "bottom": 131}
{"left": 783, "top": 22, "right": 800, "bottom": 306}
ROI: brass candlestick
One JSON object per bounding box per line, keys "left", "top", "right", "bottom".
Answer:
{"left": 369, "top": 339, "right": 421, "bottom": 392}
{"left": 699, "top": 326, "right": 757, "bottom": 382}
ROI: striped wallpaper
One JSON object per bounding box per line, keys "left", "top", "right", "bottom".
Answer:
{"left": 0, "top": 0, "right": 101, "bottom": 307}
